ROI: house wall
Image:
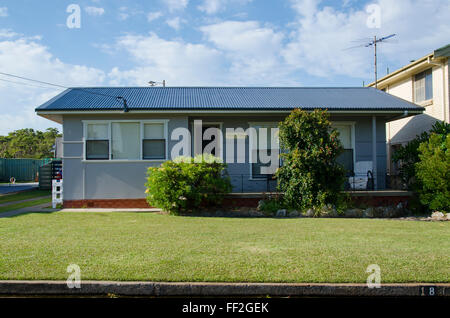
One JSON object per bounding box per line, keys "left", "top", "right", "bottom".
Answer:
{"left": 383, "top": 59, "right": 449, "bottom": 173}
{"left": 62, "top": 113, "right": 387, "bottom": 201}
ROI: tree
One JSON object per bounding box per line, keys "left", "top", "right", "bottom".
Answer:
{"left": 392, "top": 121, "right": 450, "bottom": 189}
{"left": 415, "top": 133, "right": 449, "bottom": 212}
{"left": 0, "top": 128, "right": 61, "bottom": 159}
{"left": 276, "top": 109, "right": 345, "bottom": 211}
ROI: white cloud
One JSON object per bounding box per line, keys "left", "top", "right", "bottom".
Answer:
{"left": 198, "top": 0, "right": 253, "bottom": 15}
{"left": 198, "top": 0, "right": 223, "bottom": 14}
{"left": 284, "top": 0, "right": 450, "bottom": 79}
{"left": 108, "top": 32, "right": 225, "bottom": 86}
{"left": 0, "top": 7, "right": 7, "bottom": 17}
{"left": 85, "top": 6, "right": 105, "bottom": 16}
{"left": 0, "top": 29, "right": 19, "bottom": 38}
{"left": 164, "top": 0, "right": 189, "bottom": 12}
{"left": 0, "top": 35, "right": 105, "bottom": 135}
{"left": 147, "top": 11, "right": 163, "bottom": 22}
{"left": 200, "top": 21, "right": 288, "bottom": 84}
{"left": 166, "top": 17, "right": 186, "bottom": 30}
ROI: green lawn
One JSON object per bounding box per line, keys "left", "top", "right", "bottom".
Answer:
{"left": 0, "top": 190, "right": 50, "bottom": 204}
{"left": 0, "top": 212, "right": 448, "bottom": 282}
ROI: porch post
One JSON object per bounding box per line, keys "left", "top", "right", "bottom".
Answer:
{"left": 372, "top": 116, "right": 378, "bottom": 190}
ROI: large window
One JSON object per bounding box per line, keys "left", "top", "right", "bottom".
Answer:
{"left": 249, "top": 123, "right": 279, "bottom": 179}
{"left": 84, "top": 120, "right": 168, "bottom": 161}
{"left": 112, "top": 122, "right": 140, "bottom": 160}
{"left": 414, "top": 69, "right": 433, "bottom": 102}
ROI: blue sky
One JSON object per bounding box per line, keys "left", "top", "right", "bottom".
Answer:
{"left": 0, "top": 0, "right": 449, "bottom": 134}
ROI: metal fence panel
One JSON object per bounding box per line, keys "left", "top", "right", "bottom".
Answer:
{"left": 0, "top": 158, "right": 53, "bottom": 182}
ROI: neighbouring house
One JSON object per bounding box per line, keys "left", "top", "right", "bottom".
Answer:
{"left": 368, "top": 44, "right": 449, "bottom": 176}
{"left": 35, "top": 87, "right": 424, "bottom": 207}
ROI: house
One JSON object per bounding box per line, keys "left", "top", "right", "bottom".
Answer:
{"left": 35, "top": 87, "right": 424, "bottom": 207}
{"left": 367, "top": 44, "right": 449, "bottom": 175}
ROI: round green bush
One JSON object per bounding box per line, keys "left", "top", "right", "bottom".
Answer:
{"left": 415, "top": 133, "right": 450, "bottom": 213}
{"left": 145, "top": 154, "right": 232, "bottom": 214}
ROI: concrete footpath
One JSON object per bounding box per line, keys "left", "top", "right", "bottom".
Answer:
{"left": 0, "top": 281, "right": 448, "bottom": 297}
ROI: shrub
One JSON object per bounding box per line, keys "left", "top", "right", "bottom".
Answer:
{"left": 145, "top": 154, "right": 232, "bottom": 214}
{"left": 276, "top": 109, "right": 346, "bottom": 211}
{"left": 392, "top": 121, "right": 450, "bottom": 189}
{"left": 415, "top": 133, "right": 450, "bottom": 212}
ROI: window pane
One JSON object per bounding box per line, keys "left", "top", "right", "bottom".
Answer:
{"left": 415, "top": 69, "right": 433, "bottom": 102}
{"left": 86, "top": 140, "right": 109, "bottom": 160}
{"left": 333, "top": 125, "right": 351, "bottom": 149}
{"left": 112, "top": 122, "right": 140, "bottom": 160}
{"left": 425, "top": 69, "right": 433, "bottom": 100}
{"left": 87, "top": 123, "right": 108, "bottom": 139}
{"left": 144, "top": 123, "right": 164, "bottom": 139}
{"left": 143, "top": 139, "right": 165, "bottom": 159}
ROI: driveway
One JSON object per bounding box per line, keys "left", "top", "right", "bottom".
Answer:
{"left": 0, "top": 183, "right": 39, "bottom": 194}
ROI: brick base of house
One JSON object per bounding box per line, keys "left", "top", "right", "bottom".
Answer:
{"left": 63, "top": 192, "right": 413, "bottom": 209}
{"left": 63, "top": 199, "right": 150, "bottom": 209}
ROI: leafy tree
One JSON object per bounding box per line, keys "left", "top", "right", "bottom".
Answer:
{"left": 415, "top": 133, "right": 449, "bottom": 212}
{"left": 276, "top": 109, "right": 345, "bottom": 211}
{"left": 392, "top": 121, "right": 450, "bottom": 189}
{"left": 0, "top": 128, "right": 61, "bottom": 159}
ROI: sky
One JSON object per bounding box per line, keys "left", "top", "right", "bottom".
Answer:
{"left": 0, "top": 0, "right": 449, "bottom": 135}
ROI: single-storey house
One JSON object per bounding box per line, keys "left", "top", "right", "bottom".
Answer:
{"left": 35, "top": 87, "right": 424, "bottom": 207}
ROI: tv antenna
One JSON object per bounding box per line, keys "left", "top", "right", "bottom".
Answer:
{"left": 148, "top": 80, "right": 166, "bottom": 87}
{"left": 345, "top": 34, "right": 397, "bottom": 89}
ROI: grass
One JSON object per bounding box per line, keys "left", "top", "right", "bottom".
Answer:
{"left": 0, "top": 190, "right": 50, "bottom": 204}
{"left": 0, "top": 212, "right": 448, "bottom": 282}
{"left": 0, "top": 197, "right": 51, "bottom": 213}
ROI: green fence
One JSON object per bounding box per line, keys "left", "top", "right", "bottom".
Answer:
{"left": 0, "top": 158, "right": 53, "bottom": 182}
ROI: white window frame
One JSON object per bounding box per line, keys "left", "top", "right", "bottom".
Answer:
{"left": 82, "top": 119, "right": 169, "bottom": 162}
{"left": 248, "top": 122, "right": 279, "bottom": 180}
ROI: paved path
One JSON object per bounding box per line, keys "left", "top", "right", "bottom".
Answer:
{"left": 0, "top": 202, "right": 55, "bottom": 218}
{"left": 0, "top": 196, "right": 51, "bottom": 208}
{"left": 0, "top": 183, "right": 38, "bottom": 194}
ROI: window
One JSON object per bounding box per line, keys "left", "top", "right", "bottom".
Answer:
{"left": 84, "top": 120, "right": 168, "bottom": 161}
{"left": 250, "top": 123, "right": 279, "bottom": 179}
{"left": 112, "top": 122, "right": 140, "bottom": 160}
{"left": 86, "top": 123, "right": 109, "bottom": 160}
{"left": 414, "top": 69, "right": 433, "bottom": 102}
{"left": 332, "top": 123, "right": 355, "bottom": 175}
{"left": 143, "top": 123, "right": 166, "bottom": 159}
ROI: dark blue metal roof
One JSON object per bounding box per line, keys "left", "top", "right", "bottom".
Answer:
{"left": 35, "top": 87, "right": 424, "bottom": 112}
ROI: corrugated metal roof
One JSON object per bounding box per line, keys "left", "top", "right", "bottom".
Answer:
{"left": 35, "top": 87, "right": 424, "bottom": 112}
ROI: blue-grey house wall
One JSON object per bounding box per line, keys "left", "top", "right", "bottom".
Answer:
{"left": 61, "top": 113, "right": 386, "bottom": 200}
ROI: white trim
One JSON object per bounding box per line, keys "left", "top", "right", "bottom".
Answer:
{"left": 62, "top": 140, "right": 84, "bottom": 144}
{"left": 82, "top": 119, "right": 170, "bottom": 161}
